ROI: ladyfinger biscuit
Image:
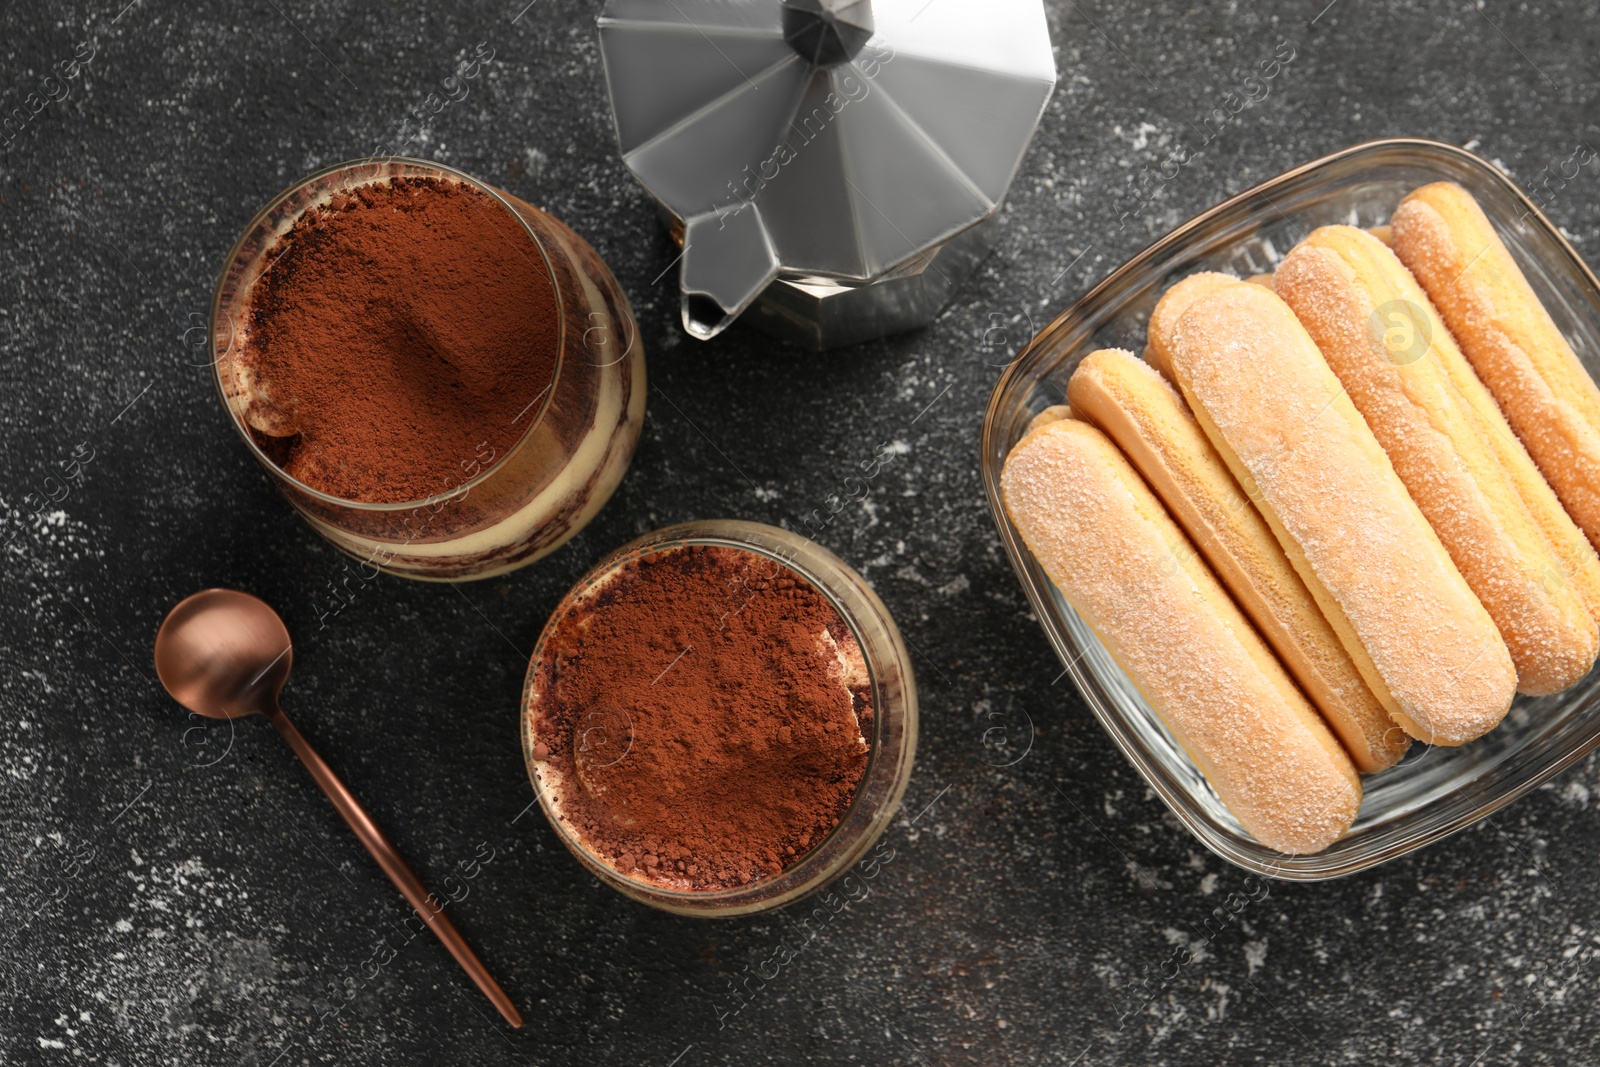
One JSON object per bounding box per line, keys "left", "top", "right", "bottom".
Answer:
{"left": 1067, "top": 348, "right": 1405, "bottom": 771}
{"left": 1392, "top": 181, "right": 1600, "bottom": 551}
{"left": 1026, "top": 404, "right": 1075, "bottom": 434}
{"left": 1430, "top": 312, "right": 1600, "bottom": 631}
{"left": 1001, "top": 418, "right": 1361, "bottom": 853}
{"left": 1144, "top": 272, "right": 1243, "bottom": 383}
{"left": 1169, "top": 283, "right": 1516, "bottom": 746}
{"left": 1379, "top": 208, "right": 1600, "bottom": 628}
{"left": 1277, "top": 226, "right": 1598, "bottom": 695}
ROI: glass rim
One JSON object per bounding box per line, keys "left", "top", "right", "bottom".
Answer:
{"left": 208, "top": 155, "right": 567, "bottom": 512}
{"left": 521, "top": 520, "right": 911, "bottom": 909}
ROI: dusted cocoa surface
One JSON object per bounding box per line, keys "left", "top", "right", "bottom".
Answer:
{"left": 7, "top": 1, "right": 1600, "bottom": 1065}
{"left": 529, "top": 544, "right": 870, "bottom": 891}
{"left": 241, "top": 175, "right": 559, "bottom": 503}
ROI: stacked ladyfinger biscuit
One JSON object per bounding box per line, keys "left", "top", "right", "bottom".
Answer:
{"left": 1003, "top": 182, "right": 1600, "bottom": 855}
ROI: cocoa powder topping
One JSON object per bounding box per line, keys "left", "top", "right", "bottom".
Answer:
{"left": 529, "top": 544, "right": 873, "bottom": 892}
{"left": 239, "top": 175, "right": 559, "bottom": 503}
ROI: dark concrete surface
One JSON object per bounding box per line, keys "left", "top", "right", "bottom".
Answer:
{"left": 4, "top": 1, "right": 1600, "bottom": 1063}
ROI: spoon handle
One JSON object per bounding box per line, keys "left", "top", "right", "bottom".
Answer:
{"left": 264, "top": 706, "right": 524, "bottom": 1029}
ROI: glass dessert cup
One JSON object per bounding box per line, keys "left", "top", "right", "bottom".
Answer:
{"left": 521, "top": 520, "right": 919, "bottom": 916}
{"left": 209, "top": 157, "right": 646, "bottom": 581}
{"left": 982, "top": 138, "right": 1600, "bottom": 880}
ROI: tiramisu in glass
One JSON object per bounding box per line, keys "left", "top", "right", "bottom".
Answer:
{"left": 522, "top": 521, "right": 919, "bottom": 916}
{"left": 210, "top": 157, "right": 645, "bottom": 580}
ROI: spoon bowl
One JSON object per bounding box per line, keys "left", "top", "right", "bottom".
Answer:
{"left": 155, "top": 588, "right": 292, "bottom": 720}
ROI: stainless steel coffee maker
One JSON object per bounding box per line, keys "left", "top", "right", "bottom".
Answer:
{"left": 598, "top": 0, "right": 1057, "bottom": 349}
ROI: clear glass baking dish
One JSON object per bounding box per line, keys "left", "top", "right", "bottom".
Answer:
{"left": 981, "top": 138, "right": 1600, "bottom": 880}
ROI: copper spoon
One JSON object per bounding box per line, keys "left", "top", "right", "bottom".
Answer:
{"left": 154, "top": 588, "right": 523, "bottom": 1029}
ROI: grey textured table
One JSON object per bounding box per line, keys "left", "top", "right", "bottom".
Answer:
{"left": 4, "top": 1, "right": 1599, "bottom": 1064}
